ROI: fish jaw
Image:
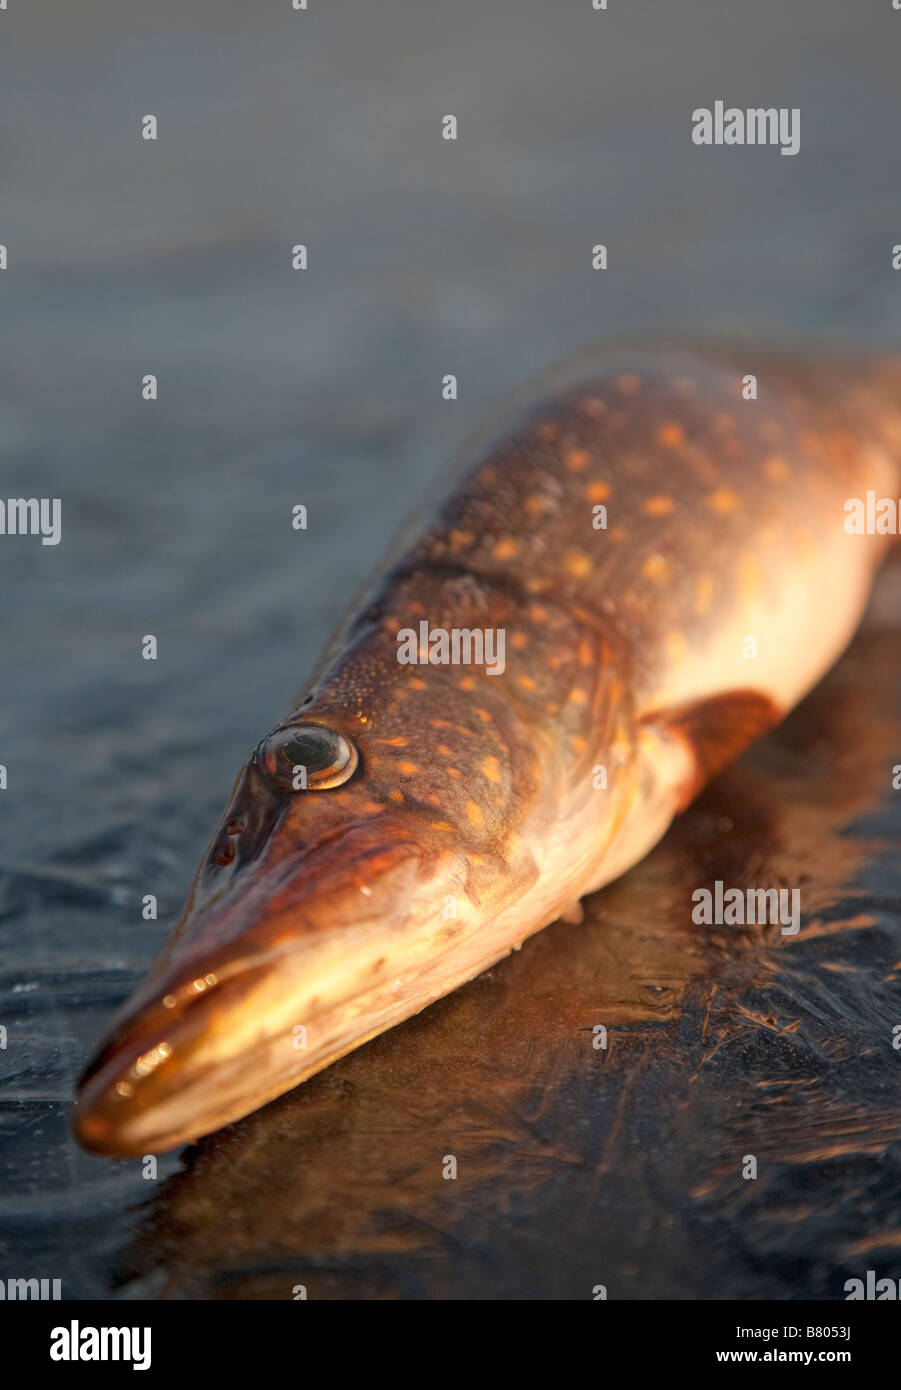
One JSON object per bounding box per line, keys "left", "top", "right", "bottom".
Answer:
{"left": 73, "top": 818, "right": 466, "bottom": 1156}
{"left": 73, "top": 775, "right": 636, "bottom": 1155}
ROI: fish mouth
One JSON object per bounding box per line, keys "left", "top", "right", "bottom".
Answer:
{"left": 73, "top": 954, "right": 300, "bottom": 1156}
{"left": 73, "top": 830, "right": 437, "bottom": 1156}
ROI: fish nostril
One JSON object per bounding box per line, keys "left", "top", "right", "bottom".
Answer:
{"left": 215, "top": 844, "right": 235, "bottom": 867}
{"left": 225, "top": 819, "right": 246, "bottom": 835}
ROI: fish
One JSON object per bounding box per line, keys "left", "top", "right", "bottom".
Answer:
{"left": 72, "top": 342, "right": 901, "bottom": 1156}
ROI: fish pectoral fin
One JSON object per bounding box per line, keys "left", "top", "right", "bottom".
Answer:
{"left": 641, "top": 688, "right": 782, "bottom": 810}
{"left": 558, "top": 899, "right": 586, "bottom": 925}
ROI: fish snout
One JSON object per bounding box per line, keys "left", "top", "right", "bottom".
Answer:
{"left": 72, "top": 954, "right": 275, "bottom": 1155}
{"left": 73, "top": 832, "right": 434, "bottom": 1155}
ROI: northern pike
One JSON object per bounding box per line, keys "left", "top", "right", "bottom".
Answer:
{"left": 73, "top": 344, "right": 901, "bottom": 1156}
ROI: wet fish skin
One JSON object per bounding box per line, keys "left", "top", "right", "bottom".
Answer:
{"left": 73, "top": 344, "right": 901, "bottom": 1156}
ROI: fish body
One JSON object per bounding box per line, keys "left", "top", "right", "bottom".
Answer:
{"left": 74, "top": 344, "right": 901, "bottom": 1155}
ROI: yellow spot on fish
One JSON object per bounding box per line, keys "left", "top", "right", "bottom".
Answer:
{"left": 565, "top": 447, "right": 590, "bottom": 472}
{"left": 431, "top": 821, "right": 454, "bottom": 832}
{"left": 642, "top": 554, "right": 667, "bottom": 580}
{"left": 536, "top": 421, "right": 559, "bottom": 442}
{"left": 524, "top": 493, "right": 551, "bottom": 516}
{"left": 609, "top": 525, "right": 627, "bottom": 542}
{"left": 474, "top": 707, "right": 492, "bottom": 723}
{"left": 466, "top": 801, "right": 484, "bottom": 826}
{"left": 764, "top": 454, "right": 788, "bottom": 482}
{"left": 530, "top": 604, "right": 547, "bottom": 622}
{"left": 571, "top": 735, "right": 587, "bottom": 753}
{"left": 695, "top": 573, "right": 714, "bottom": 615}
{"left": 708, "top": 489, "right": 740, "bottom": 515}
{"left": 566, "top": 550, "right": 592, "bottom": 578}
{"left": 436, "top": 743, "right": 453, "bottom": 757}
{"left": 569, "top": 688, "right": 588, "bottom": 705}
{"left": 388, "top": 789, "right": 404, "bottom": 803}
{"left": 657, "top": 423, "right": 684, "bottom": 448}
{"left": 409, "top": 677, "right": 426, "bottom": 690}
{"left": 398, "top": 762, "right": 418, "bottom": 775}
{"left": 481, "top": 756, "right": 501, "bottom": 783}
{"left": 666, "top": 631, "right": 687, "bottom": 662}
{"left": 435, "top": 718, "right": 474, "bottom": 737}
{"left": 493, "top": 536, "right": 519, "bottom": 560}
{"left": 643, "top": 494, "right": 675, "bottom": 516}
{"left": 616, "top": 372, "right": 641, "bottom": 395}
{"left": 518, "top": 675, "right": 537, "bottom": 691}
{"left": 713, "top": 412, "right": 735, "bottom": 432}
{"left": 376, "top": 736, "right": 408, "bottom": 746}
{"left": 741, "top": 552, "right": 762, "bottom": 598}
{"left": 585, "top": 481, "right": 610, "bottom": 503}
{"left": 446, "top": 767, "right": 462, "bottom": 778}
{"left": 581, "top": 396, "right": 607, "bottom": 418}
{"left": 448, "top": 529, "right": 473, "bottom": 551}
{"left": 460, "top": 676, "right": 476, "bottom": 690}
{"left": 511, "top": 632, "right": 528, "bottom": 650}
{"left": 578, "top": 639, "right": 593, "bottom": 667}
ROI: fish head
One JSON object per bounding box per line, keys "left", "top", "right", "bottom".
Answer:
{"left": 72, "top": 702, "right": 536, "bottom": 1156}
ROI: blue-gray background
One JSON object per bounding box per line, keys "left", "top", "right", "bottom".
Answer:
{"left": 1, "top": 0, "right": 901, "bottom": 1300}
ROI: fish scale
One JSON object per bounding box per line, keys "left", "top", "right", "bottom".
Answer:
{"left": 74, "top": 344, "right": 901, "bottom": 1155}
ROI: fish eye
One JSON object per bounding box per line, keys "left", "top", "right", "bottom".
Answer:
{"left": 257, "top": 723, "right": 359, "bottom": 790}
